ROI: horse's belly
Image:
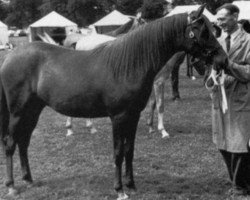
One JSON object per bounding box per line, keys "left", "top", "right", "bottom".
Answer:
{"left": 52, "top": 101, "right": 108, "bottom": 118}
{"left": 39, "top": 88, "right": 108, "bottom": 118}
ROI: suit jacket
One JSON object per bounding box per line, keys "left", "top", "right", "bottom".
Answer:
{"left": 212, "top": 27, "right": 250, "bottom": 152}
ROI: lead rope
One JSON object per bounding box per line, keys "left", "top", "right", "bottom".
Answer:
{"left": 205, "top": 69, "right": 228, "bottom": 113}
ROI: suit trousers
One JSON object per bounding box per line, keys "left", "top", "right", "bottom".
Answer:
{"left": 220, "top": 149, "right": 250, "bottom": 192}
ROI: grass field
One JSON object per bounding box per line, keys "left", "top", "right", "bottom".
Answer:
{"left": 0, "top": 37, "right": 237, "bottom": 200}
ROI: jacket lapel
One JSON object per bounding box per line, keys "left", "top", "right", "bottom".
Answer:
{"left": 218, "top": 35, "right": 228, "bottom": 54}
{"left": 229, "top": 31, "right": 245, "bottom": 57}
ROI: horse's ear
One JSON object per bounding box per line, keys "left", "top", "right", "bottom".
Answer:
{"left": 193, "top": 4, "right": 206, "bottom": 19}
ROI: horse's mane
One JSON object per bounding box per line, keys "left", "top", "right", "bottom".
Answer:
{"left": 107, "top": 18, "right": 135, "bottom": 36}
{"left": 91, "top": 13, "right": 188, "bottom": 80}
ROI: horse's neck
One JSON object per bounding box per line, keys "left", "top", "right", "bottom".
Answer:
{"left": 103, "top": 15, "right": 186, "bottom": 84}
{"left": 147, "top": 19, "right": 185, "bottom": 75}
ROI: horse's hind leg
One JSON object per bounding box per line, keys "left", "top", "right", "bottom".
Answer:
{"left": 66, "top": 117, "right": 73, "bottom": 136}
{"left": 154, "top": 79, "right": 169, "bottom": 138}
{"left": 4, "top": 99, "right": 44, "bottom": 195}
{"left": 2, "top": 114, "right": 19, "bottom": 196}
{"left": 17, "top": 100, "right": 44, "bottom": 187}
{"left": 86, "top": 119, "right": 97, "bottom": 134}
{"left": 146, "top": 92, "right": 156, "bottom": 133}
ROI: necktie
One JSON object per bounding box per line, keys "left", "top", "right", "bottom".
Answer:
{"left": 225, "top": 34, "right": 231, "bottom": 52}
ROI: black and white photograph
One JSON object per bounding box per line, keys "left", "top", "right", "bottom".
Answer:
{"left": 0, "top": 0, "right": 250, "bottom": 199}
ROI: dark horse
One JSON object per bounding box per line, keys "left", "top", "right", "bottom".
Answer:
{"left": 0, "top": 5, "right": 227, "bottom": 199}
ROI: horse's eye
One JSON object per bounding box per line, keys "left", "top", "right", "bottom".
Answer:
{"left": 189, "top": 31, "right": 194, "bottom": 38}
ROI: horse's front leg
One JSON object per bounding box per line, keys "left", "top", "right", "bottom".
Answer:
{"left": 86, "top": 119, "right": 97, "bottom": 134}
{"left": 171, "top": 62, "right": 181, "bottom": 101}
{"left": 111, "top": 113, "right": 139, "bottom": 200}
{"left": 153, "top": 78, "right": 169, "bottom": 138}
{"left": 124, "top": 113, "right": 140, "bottom": 192}
{"left": 187, "top": 54, "right": 196, "bottom": 80}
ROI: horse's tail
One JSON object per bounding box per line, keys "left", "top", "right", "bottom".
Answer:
{"left": 0, "top": 75, "right": 9, "bottom": 148}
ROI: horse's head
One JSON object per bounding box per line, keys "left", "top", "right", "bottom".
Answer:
{"left": 182, "top": 4, "right": 228, "bottom": 70}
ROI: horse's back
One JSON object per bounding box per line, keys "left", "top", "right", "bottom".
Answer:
{"left": 76, "top": 34, "right": 115, "bottom": 50}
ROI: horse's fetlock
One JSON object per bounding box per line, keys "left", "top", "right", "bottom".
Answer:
{"left": 5, "top": 180, "right": 14, "bottom": 187}
{"left": 114, "top": 182, "right": 123, "bottom": 192}
{"left": 22, "top": 174, "right": 32, "bottom": 182}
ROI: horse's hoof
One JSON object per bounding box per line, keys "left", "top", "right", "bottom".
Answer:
{"left": 149, "top": 127, "right": 154, "bottom": 134}
{"left": 117, "top": 192, "right": 129, "bottom": 200}
{"left": 24, "top": 180, "right": 34, "bottom": 188}
{"left": 171, "top": 96, "right": 181, "bottom": 101}
{"left": 7, "top": 187, "right": 19, "bottom": 197}
{"left": 161, "top": 130, "right": 170, "bottom": 138}
{"left": 191, "top": 76, "right": 196, "bottom": 80}
{"left": 66, "top": 129, "right": 74, "bottom": 136}
{"left": 90, "top": 128, "right": 97, "bottom": 134}
{"left": 127, "top": 187, "right": 137, "bottom": 195}
{"left": 86, "top": 120, "right": 93, "bottom": 127}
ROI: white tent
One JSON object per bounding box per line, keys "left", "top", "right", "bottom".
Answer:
{"left": 167, "top": 5, "right": 216, "bottom": 22}
{"left": 28, "top": 11, "right": 77, "bottom": 43}
{"left": 93, "top": 10, "right": 132, "bottom": 33}
{"left": 0, "top": 21, "right": 9, "bottom": 45}
{"left": 233, "top": 1, "right": 250, "bottom": 20}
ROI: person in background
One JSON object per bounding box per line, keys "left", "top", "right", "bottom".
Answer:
{"left": 238, "top": 19, "right": 250, "bottom": 34}
{"left": 212, "top": 3, "right": 250, "bottom": 197}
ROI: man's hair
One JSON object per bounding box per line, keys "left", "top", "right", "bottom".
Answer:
{"left": 216, "top": 3, "right": 240, "bottom": 15}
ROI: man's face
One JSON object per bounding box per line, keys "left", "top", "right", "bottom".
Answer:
{"left": 216, "top": 8, "right": 238, "bottom": 33}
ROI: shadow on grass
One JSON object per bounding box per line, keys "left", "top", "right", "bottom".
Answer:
{"left": 20, "top": 171, "right": 230, "bottom": 200}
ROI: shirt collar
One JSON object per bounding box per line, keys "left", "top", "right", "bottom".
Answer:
{"left": 230, "top": 25, "right": 241, "bottom": 41}
{"left": 221, "top": 25, "right": 241, "bottom": 41}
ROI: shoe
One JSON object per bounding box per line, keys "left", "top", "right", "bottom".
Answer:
{"left": 230, "top": 187, "right": 248, "bottom": 198}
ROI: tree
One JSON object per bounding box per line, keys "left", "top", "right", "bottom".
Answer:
{"left": 141, "top": 0, "right": 168, "bottom": 20}
{"left": 198, "top": 0, "right": 233, "bottom": 14}
{"left": 5, "top": 0, "right": 41, "bottom": 28}
{"left": 116, "top": 0, "right": 143, "bottom": 15}
{"left": 0, "top": 1, "right": 9, "bottom": 21}
{"left": 67, "top": 0, "right": 107, "bottom": 27}
{"left": 171, "top": 0, "right": 233, "bottom": 14}
{"left": 39, "top": 0, "right": 69, "bottom": 16}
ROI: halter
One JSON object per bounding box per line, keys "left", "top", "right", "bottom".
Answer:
{"left": 186, "top": 16, "right": 221, "bottom": 61}
{"left": 187, "top": 15, "right": 228, "bottom": 113}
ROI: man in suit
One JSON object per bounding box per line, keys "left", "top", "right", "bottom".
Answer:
{"left": 213, "top": 3, "right": 250, "bottom": 197}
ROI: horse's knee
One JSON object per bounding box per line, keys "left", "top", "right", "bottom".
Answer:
{"left": 65, "top": 118, "right": 72, "bottom": 128}
{"left": 154, "top": 76, "right": 164, "bottom": 86}
{"left": 114, "top": 155, "right": 124, "bottom": 166}
{"left": 114, "top": 150, "right": 124, "bottom": 166}
{"left": 148, "top": 98, "right": 156, "bottom": 110}
{"left": 157, "top": 104, "right": 164, "bottom": 113}
{"left": 4, "top": 136, "right": 16, "bottom": 155}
